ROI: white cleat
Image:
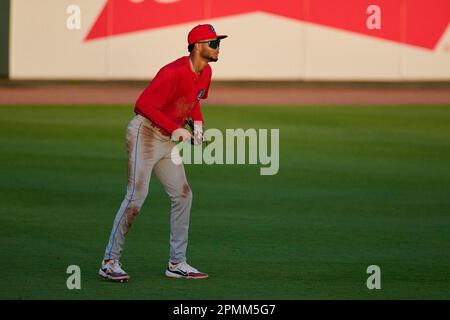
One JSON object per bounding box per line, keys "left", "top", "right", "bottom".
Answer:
{"left": 165, "top": 261, "right": 209, "bottom": 279}
{"left": 99, "top": 259, "right": 130, "bottom": 282}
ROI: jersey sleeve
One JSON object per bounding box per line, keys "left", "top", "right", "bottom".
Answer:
{"left": 135, "top": 66, "right": 180, "bottom": 134}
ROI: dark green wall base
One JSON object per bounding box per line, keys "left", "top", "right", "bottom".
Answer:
{"left": 0, "top": 0, "right": 10, "bottom": 78}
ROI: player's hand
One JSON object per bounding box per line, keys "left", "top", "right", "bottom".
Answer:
{"left": 171, "top": 128, "right": 192, "bottom": 143}
{"left": 192, "top": 123, "right": 204, "bottom": 145}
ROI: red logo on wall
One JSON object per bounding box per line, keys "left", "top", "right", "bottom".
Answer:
{"left": 85, "top": 0, "right": 450, "bottom": 50}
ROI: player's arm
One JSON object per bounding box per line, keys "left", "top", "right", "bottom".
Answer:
{"left": 135, "top": 67, "right": 180, "bottom": 134}
{"left": 188, "top": 68, "right": 211, "bottom": 144}
{"left": 188, "top": 66, "right": 211, "bottom": 126}
{"left": 185, "top": 66, "right": 211, "bottom": 144}
{"left": 188, "top": 101, "right": 204, "bottom": 145}
{"left": 189, "top": 100, "right": 204, "bottom": 124}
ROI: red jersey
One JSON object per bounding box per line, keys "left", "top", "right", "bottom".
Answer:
{"left": 135, "top": 56, "right": 211, "bottom": 136}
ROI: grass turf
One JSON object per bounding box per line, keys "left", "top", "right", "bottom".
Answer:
{"left": 0, "top": 105, "right": 449, "bottom": 299}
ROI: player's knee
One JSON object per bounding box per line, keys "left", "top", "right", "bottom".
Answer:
{"left": 172, "top": 183, "right": 192, "bottom": 203}
{"left": 133, "top": 194, "right": 148, "bottom": 209}
{"left": 125, "top": 205, "right": 140, "bottom": 229}
{"left": 126, "top": 188, "right": 149, "bottom": 208}
{"left": 181, "top": 184, "right": 192, "bottom": 201}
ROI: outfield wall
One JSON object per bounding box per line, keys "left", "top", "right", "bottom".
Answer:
{"left": 9, "top": 0, "right": 450, "bottom": 80}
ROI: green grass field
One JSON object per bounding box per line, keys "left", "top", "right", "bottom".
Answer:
{"left": 0, "top": 105, "right": 449, "bottom": 299}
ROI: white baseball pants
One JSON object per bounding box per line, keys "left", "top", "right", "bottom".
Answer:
{"left": 103, "top": 114, "right": 192, "bottom": 264}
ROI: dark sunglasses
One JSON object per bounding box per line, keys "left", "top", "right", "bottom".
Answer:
{"left": 197, "top": 39, "right": 220, "bottom": 49}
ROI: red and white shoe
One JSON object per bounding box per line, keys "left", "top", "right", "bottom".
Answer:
{"left": 99, "top": 259, "right": 130, "bottom": 282}
{"left": 165, "top": 261, "right": 209, "bottom": 279}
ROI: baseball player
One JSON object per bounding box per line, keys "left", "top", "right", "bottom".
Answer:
{"left": 99, "top": 24, "right": 227, "bottom": 281}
